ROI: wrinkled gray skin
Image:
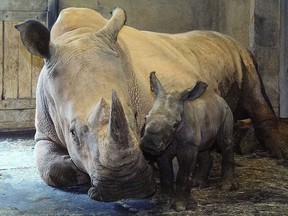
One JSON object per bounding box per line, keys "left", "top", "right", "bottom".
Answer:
{"left": 141, "top": 72, "right": 239, "bottom": 210}
{"left": 15, "top": 7, "right": 288, "bottom": 202}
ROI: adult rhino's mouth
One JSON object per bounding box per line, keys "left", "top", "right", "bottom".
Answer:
{"left": 88, "top": 158, "right": 156, "bottom": 201}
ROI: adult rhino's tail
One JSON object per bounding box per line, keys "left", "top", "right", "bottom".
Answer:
{"left": 237, "top": 45, "right": 288, "bottom": 159}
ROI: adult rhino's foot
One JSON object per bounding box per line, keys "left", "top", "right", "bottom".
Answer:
{"left": 47, "top": 158, "right": 90, "bottom": 187}
{"left": 88, "top": 186, "right": 104, "bottom": 201}
{"left": 264, "top": 129, "right": 288, "bottom": 160}
{"left": 254, "top": 119, "right": 288, "bottom": 160}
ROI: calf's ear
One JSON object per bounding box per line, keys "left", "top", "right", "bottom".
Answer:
{"left": 180, "top": 81, "right": 208, "bottom": 101}
{"left": 15, "top": 20, "right": 51, "bottom": 59}
{"left": 149, "top": 71, "right": 165, "bottom": 97}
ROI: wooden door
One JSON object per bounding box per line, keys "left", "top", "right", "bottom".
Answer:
{"left": 0, "top": 0, "right": 58, "bottom": 131}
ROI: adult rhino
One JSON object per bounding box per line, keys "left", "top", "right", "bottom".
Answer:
{"left": 16, "top": 7, "right": 287, "bottom": 201}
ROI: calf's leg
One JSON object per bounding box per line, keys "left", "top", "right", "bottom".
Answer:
{"left": 152, "top": 144, "right": 175, "bottom": 205}
{"left": 217, "top": 110, "right": 239, "bottom": 190}
{"left": 192, "top": 150, "right": 212, "bottom": 188}
{"left": 173, "top": 144, "right": 198, "bottom": 211}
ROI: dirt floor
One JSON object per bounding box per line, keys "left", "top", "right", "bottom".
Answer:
{"left": 0, "top": 132, "right": 288, "bottom": 216}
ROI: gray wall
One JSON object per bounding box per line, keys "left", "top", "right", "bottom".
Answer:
{"left": 58, "top": 0, "right": 251, "bottom": 46}
{"left": 58, "top": 0, "right": 284, "bottom": 116}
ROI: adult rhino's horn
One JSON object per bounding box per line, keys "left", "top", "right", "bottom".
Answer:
{"left": 88, "top": 98, "right": 110, "bottom": 130}
{"left": 91, "top": 8, "right": 126, "bottom": 57}
{"left": 98, "top": 7, "right": 126, "bottom": 42}
{"left": 108, "top": 90, "right": 129, "bottom": 147}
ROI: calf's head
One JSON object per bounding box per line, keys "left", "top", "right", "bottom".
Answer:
{"left": 140, "top": 72, "right": 207, "bottom": 155}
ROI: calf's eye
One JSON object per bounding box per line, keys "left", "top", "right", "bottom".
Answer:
{"left": 172, "top": 122, "right": 179, "bottom": 129}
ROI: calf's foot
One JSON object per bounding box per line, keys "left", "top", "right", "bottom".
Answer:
{"left": 151, "top": 191, "right": 174, "bottom": 206}
{"left": 191, "top": 176, "right": 210, "bottom": 188}
{"left": 171, "top": 193, "right": 197, "bottom": 211}
{"left": 220, "top": 179, "right": 239, "bottom": 191}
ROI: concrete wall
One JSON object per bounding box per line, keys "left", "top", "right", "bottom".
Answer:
{"left": 280, "top": 0, "right": 288, "bottom": 118}
{"left": 249, "top": 0, "right": 280, "bottom": 115}
{"left": 59, "top": 0, "right": 195, "bottom": 33}
{"left": 58, "top": 0, "right": 283, "bottom": 116}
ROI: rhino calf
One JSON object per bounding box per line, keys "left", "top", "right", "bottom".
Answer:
{"left": 140, "top": 72, "right": 239, "bottom": 211}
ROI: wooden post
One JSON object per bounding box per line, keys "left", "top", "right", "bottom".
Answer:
{"left": 280, "top": 0, "right": 288, "bottom": 118}
{"left": 47, "top": 0, "right": 59, "bottom": 30}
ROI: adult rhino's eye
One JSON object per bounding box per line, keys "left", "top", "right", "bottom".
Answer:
{"left": 70, "top": 129, "right": 81, "bottom": 146}
{"left": 70, "top": 129, "right": 76, "bottom": 138}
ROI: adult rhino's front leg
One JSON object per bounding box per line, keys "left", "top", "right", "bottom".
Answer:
{"left": 35, "top": 140, "right": 90, "bottom": 187}
{"left": 34, "top": 74, "right": 90, "bottom": 187}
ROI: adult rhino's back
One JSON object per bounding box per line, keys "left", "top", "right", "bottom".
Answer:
{"left": 118, "top": 28, "right": 244, "bottom": 109}
{"left": 51, "top": 8, "right": 243, "bottom": 98}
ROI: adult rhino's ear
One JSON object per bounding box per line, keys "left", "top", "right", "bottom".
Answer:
{"left": 180, "top": 81, "right": 208, "bottom": 102}
{"left": 150, "top": 71, "right": 165, "bottom": 97}
{"left": 15, "top": 20, "right": 51, "bottom": 59}
{"left": 92, "top": 8, "right": 126, "bottom": 56}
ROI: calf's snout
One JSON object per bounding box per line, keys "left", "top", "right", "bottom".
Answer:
{"left": 140, "top": 133, "right": 166, "bottom": 155}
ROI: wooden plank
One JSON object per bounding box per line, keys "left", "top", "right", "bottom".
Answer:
{"left": 0, "top": 109, "right": 35, "bottom": 130}
{"left": 31, "top": 55, "right": 43, "bottom": 98}
{"left": 0, "top": 21, "right": 3, "bottom": 100}
{"left": 0, "top": 0, "right": 47, "bottom": 12}
{"left": 0, "top": 99, "right": 35, "bottom": 110}
{"left": 0, "top": 0, "right": 48, "bottom": 132}
{"left": 18, "top": 25, "right": 32, "bottom": 99}
{"left": 4, "top": 20, "right": 19, "bottom": 99}
{"left": 0, "top": 11, "right": 47, "bottom": 22}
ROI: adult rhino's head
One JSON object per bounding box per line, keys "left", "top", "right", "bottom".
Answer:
{"left": 140, "top": 72, "right": 207, "bottom": 155}
{"left": 16, "top": 8, "right": 155, "bottom": 201}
